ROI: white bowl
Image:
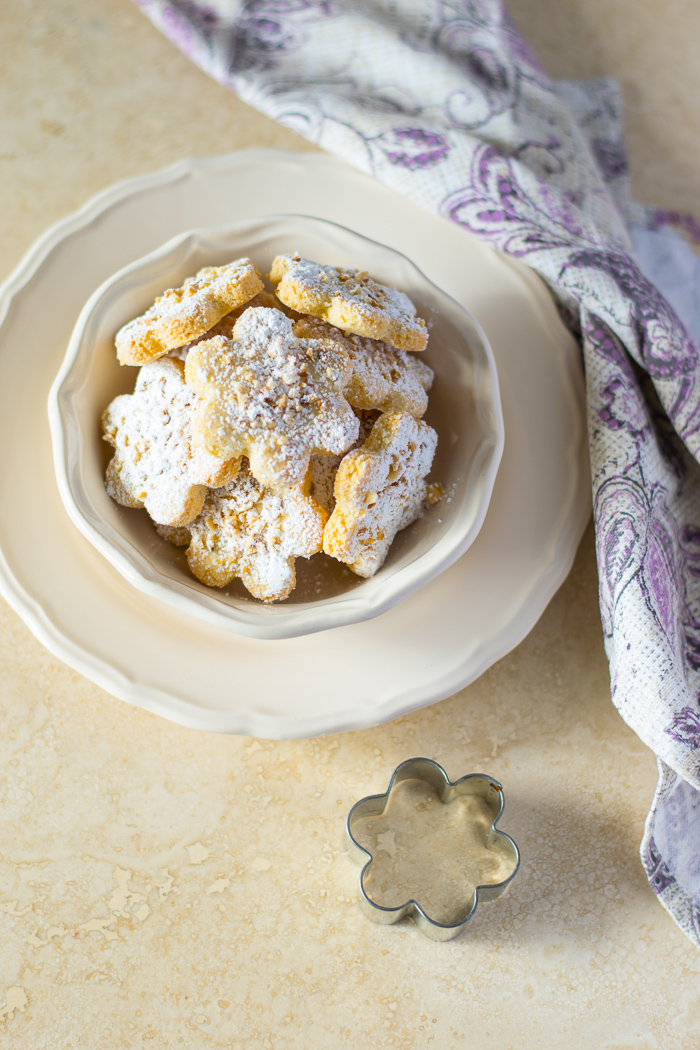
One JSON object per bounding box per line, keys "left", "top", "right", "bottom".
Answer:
{"left": 49, "top": 215, "right": 503, "bottom": 640}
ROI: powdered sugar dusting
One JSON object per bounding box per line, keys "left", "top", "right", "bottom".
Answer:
{"left": 185, "top": 307, "right": 359, "bottom": 488}
{"left": 102, "top": 356, "right": 239, "bottom": 526}
{"left": 106, "top": 253, "right": 442, "bottom": 601}
{"left": 155, "top": 522, "right": 191, "bottom": 546}
{"left": 185, "top": 460, "right": 327, "bottom": 601}
{"left": 167, "top": 290, "right": 282, "bottom": 361}
{"left": 293, "top": 316, "right": 433, "bottom": 417}
{"left": 269, "top": 253, "right": 428, "bottom": 352}
{"left": 324, "top": 412, "right": 438, "bottom": 577}
{"left": 115, "top": 258, "right": 263, "bottom": 365}
{"left": 309, "top": 408, "right": 380, "bottom": 513}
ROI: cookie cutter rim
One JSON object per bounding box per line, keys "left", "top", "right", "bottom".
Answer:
{"left": 346, "top": 757, "right": 520, "bottom": 941}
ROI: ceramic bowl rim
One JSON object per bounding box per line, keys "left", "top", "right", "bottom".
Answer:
{"left": 48, "top": 214, "right": 504, "bottom": 639}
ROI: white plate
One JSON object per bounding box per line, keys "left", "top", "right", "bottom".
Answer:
{"left": 50, "top": 215, "right": 503, "bottom": 639}
{"left": 0, "top": 150, "right": 589, "bottom": 737}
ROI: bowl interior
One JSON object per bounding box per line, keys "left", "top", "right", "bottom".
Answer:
{"left": 51, "top": 215, "right": 502, "bottom": 638}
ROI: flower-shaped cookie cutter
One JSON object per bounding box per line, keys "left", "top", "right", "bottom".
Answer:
{"left": 346, "top": 758, "right": 520, "bottom": 941}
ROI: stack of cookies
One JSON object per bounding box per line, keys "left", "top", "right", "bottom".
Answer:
{"left": 102, "top": 253, "right": 439, "bottom": 603}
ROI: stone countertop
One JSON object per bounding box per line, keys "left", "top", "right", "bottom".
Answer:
{"left": 1, "top": 1, "right": 700, "bottom": 1046}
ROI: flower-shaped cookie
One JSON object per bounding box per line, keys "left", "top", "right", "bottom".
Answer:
{"left": 185, "top": 306, "right": 359, "bottom": 490}
{"left": 269, "top": 253, "right": 428, "bottom": 352}
{"left": 166, "top": 290, "right": 285, "bottom": 361}
{"left": 102, "top": 357, "right": 239, "bottom": 526}
{"left": 346, "top": 759, "right": 520, "bottom": 941}
{"left": 115, "top": 258, "right": 263, "bottom": 365}
{"left": 308, "top": 409, "right": 380, "bottom": 514}
{"left": 174, "top": 461, "right": 327, "bottom": 602}
{"left": 323, "top": 412, "right": 437, "bottom": 577}
{"left": 154, "top": 522, "right": 191, "bottom": 547}
{"left": 293, "top": 316, "right": 434, "bottom": 418}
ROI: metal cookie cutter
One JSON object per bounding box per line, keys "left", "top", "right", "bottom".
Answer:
{"left": 346, "top": 758, "right": 520, "bottom": 941}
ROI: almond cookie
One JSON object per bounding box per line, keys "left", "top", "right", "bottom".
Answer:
{"left": 323, "top": 412, "right": 437, "bottom": 578}
{"left": 184, "top": 461, "right": 327, "bottom": 602}
{"left": 203, "top": 289, "right": 305, "bottom": 337}
{"left": 308, "top": 409, "right": 380, "bottom": 514}
{"left": 115, "top": 258, "right": 264, "bottom": 366}
{"left": 202, "top": 289, "right": 296, "bottom": 338}
{"left": 269, "top": 254, "right": 428, "bottom": 352}
{"left": 185, "top": 307, "right": 359, "bottom": 490}
{"left": 293, "top": 316, "right": 434, "bottom": 417}
{"left": 155, "top": 522, "right": 191, "bottom": 546}
{"left": 166, "top": 290, "right": 284, "bottom": 361}
{"left": 102, "top": 356, "right": 239, "bottom": 526}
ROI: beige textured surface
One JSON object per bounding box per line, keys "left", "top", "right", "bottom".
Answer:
{"left": 1, "top": 1, "right": 700, "bottom": 1046}
{"left": 505, "top": 0, "right": 700, "bottom": 215}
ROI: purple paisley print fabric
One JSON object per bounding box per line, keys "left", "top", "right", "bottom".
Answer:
{"left": 134, "top": 0, "right": 700, "bottom": 949}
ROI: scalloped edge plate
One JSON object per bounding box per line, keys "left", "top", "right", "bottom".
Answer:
{"left": 0, "top": 150, "right": 589, "bottom": 737}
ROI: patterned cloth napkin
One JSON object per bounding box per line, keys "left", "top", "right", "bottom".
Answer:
{"left": 134, "top": 0, "right": 700, "bottom": 948}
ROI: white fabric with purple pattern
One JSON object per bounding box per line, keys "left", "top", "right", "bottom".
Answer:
{"left": 133, "top": 0, "right": 700, "bottom": 948}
